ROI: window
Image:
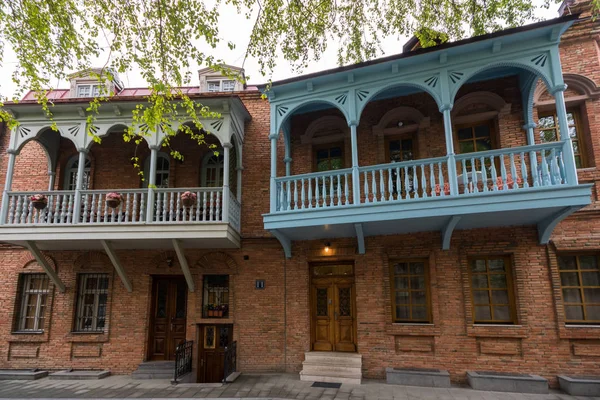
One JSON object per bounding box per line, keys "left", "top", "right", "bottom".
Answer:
{"left": 202, "top": 275, "right": 229, "bottom": 318}
{"left": 386, "top": 136, "right": 415, "bottom": 194}
{"left": 74, "top": 273, "right": 109, "bottom": 332}
{"left": 456, "top": 121, "right": 495, "bottom": 174}
{"left": 558, "top": 255, "right": 600, "bottom": 323}
{"left": 207, "top": 81, "right": 221, "bottom": 92}
{"left": 222, "top": 80, "right": 235, "bottom": 92}
{"left": 390, "top": 260, "right": 430, "bottom": 323}
{"left": 201, "top": 152, "right": 224, "bottom": 187}
{"left": 14, "top": 274, "right": 51, "bottom": 332}
{"left": 64, "top": 155, "right": 91, "bottom": 190}
{"left": 468, "top": 256, "right": 517, "bottom": 324}
{"left": 538, "top": 110, "right": 586, "bottom": 168}
{"left": 143, "top": 152, "right": 170, "bottom": 188}
{"left": 314, "top": 144, "right": 344, "bottom": 172}
{"left": 207, "top": 80, "right": 235, "bottom": 92}
{"left": 76, "top": 84, "right": 101, "bottom": 97}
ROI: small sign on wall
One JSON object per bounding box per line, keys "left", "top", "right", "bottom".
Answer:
{"left": 255, "top": 279, "right": 265, "bottom": 290}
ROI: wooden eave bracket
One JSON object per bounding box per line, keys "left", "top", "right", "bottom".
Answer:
{"left": 101, "top": 240, "right": 133, "bottom": 292}
{"left": 24, "top": 241, "right": 66, "bottom": 293}
{"left": 172, "top": 239, "right": 195, "bottom": 292}
{"left": 441, "top": 216, "right": 461, "bottom": 250}
{"left": 270, "top": 229, "right": 292, "bottom": 259}
{"left": 354, "top": 223, "right": 365, "bottom": 255}
{"left": 538, "top": 206, "right": 579, "bottom": 244}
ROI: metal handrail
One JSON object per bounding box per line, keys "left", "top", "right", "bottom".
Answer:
{"left": 172, "top": 340, "right": 193, "bottom": 384}
{"left": 223, "top": 341, "right": 237, "bottom": 383}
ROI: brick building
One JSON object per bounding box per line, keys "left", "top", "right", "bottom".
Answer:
{"left": 0, "top": 0, "right": 598, "bottom": 388}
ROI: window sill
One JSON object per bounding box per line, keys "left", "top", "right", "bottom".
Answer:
{"left": 9, "top": 331, "right": 48, "bottom": 343}
{"left": 559, "top": 324, "right": 600, "bottom": 339}
{"left": 467, "top": 324, "right": 528, "bottom": 338}
{"left": 11, "top": 330, "right": 44, "bottom": 335}
{"left": 386, "top": 323, "right": 441, "bottom": 336}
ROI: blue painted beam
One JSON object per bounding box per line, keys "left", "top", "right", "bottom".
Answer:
{"left": 442, "top": 216, "right": 461, "bottom": 250}
{"left": 538, "top": 206, "right": 579, "bottom": 244}
{"left": 270, "top": 229, "right": 292, "bottom": 258}
{"left": 354, "top": 223, "right": 365, "bottom": 254}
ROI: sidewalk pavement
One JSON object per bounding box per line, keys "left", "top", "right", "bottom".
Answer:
{"left": 0, "top": 373, "right": 597, "bottom": 400}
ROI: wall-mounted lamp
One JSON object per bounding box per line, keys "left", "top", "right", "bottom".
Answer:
{"left": 166, "top": 257, "right": 174, "bottom": 267}
{"left": 324, "top": 242, "right": 331, "bottom": 253}
{"left": 397, "top": 121, "right": 404, "bottom": 128}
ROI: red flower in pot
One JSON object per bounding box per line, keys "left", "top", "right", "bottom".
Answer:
{"left": 180, "top": 191, "right": 197, "bottom": 208}
{"left": 30, "top": 194, "right": 48, "bottom": 210}
{"left": 106, "top": 192, "right": 124, "bottom": 209}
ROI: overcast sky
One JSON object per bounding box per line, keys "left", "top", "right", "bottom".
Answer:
{"left": 0, "top": 2, "right": 561, "bottom": 99}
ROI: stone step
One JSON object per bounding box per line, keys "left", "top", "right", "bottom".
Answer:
{"left": 304, "top": 352, "right": 362, "bottom": 366}
{"left": 301, "top": 362, "right": 362, "bottom": 375}
{"left": 300, "top": 373, "right": 361, "bottom": 385}
{"left": 131, "top": 371, "right": 174, "bottom": 380}
{"left": 302, "top": 358, "right": 362, "bottom": 368}
{"left": 0, "top": 370, "right": 48, "bottom": 380}
{"left": 135, "top": 361, "right": 175, "bottom": 370}
{"left": 49, "top": 370, "right": 110, "bottom": 380}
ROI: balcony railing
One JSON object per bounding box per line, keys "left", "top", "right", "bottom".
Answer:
{"left": 1, "top": 187, "right": 241, "bottom": 228}
{"left": 273, "top": 142, "right": 570, "bottom": 212}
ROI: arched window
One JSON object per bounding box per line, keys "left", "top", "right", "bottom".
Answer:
{"left": 63, "top": 155, "right": 91, "bottom": 190}
{"left": 144, "top": 152, "right": 170, "bottom": 188}
{"left": 201, "top": 151, "right": 224, "bottom": 187}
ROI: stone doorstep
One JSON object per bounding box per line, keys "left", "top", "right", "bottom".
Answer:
{"left": 467, "top": 371, "right": 548, "bottom": 394}
{"left": 48, "top": 370, "right": 111, "bottom": 380}
{"left": 0, "top": 369, "right": 49, "bottom": 380}
{"left": 385, "top": 367, "right": 451, "bottom": 388}
{"left": 558, "top": 375, "right": 600, "bottom": 397}
{"left": 225, "top": 371, "right": 241, "bottom": 383}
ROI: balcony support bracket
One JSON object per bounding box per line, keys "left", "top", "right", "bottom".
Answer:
{"left": 172, "top": 239, "right": 195, "bottom": 292}
{"left": 354, "top": 223, "right": 365, "bottom": 254}
{"left": 442, "top": 216, "right": 461, "bottom": 250}
{"left": 24, "top": 241, "right": 66, "bottom": 293}
{"left": 101, "top": 240, "right": 133, "bottom": 292}
{"left": 538, "top": 206, "right": 579, "bottom": 244}
{"left": 271, "top": 229, "right": 292, "bottom": 259}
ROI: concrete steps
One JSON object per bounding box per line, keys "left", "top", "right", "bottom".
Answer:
{"left": 131, "top": 361, "right": 175, "bottom": 380}
{"left": 300, "top": 352, "right": 362, "bottom": 385}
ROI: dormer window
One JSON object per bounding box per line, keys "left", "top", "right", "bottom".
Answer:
{"left": 207, "top": 80, "right": 236, "bottom": 93}
{"left": 77, "top": 84, "right": 102, "bottom": 98}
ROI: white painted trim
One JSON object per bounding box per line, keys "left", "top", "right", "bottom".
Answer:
{"left": 24, "top": 241, "right": 66, "bottom": 293}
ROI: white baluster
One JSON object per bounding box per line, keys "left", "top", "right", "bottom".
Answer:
{"left": 530, "top": 150, "right": 539, "bottom": 187}
{"left": 420, "top": 164, "right": 427, "bottom": 197}
{"left": 471, "top": 157, "right": 478, "bottom": 193}
{"left": 429, "top": 164, "right": 435, "bottom": 198}
{"left": 413, "top": 166, "right": 420, "bottom": 198}
{"left": 461, "top": 159, "right": 468, "bottom": 193}
{"left": 500, "top": 154, "right": 508, "bottom": 191}
{"left": 379, "top": 169, "right": 385, "bottom": 202}
{"left": 387, "top": 168, "right": 393, "bottom": 201}
{"left": 437, "top": 162, "right": 445, "bottom": 197}
{"left": 176, "top": 191, "right": 182, "bottom": 222}
{"left": 293, "top": 180, "right": 298, "bottom": 210}
{"left": 541, "top": 149, "right": 550, "bottom": 186}
{"left": 209, "top": 191, "right": 215, "bottom": 221}
{"left": 15, "top": 195, "right": 23, "bottom": 224}
{"left": 344, "top": 174, "right": 349, "bottom": 205}
{"left": 395, "top": 167, "right": 401, "bottom": 201}
{"left": 363, "top": 171, "right": 369, "bottom": 203}
{"left": 550, "top": 148, "right": 558, "bottom": 185}
{"left": 371, "top": 170, "right": 377, "bottom": 203}
{"left": 490, "top": 155, "right": 498, "bottom": 191}
{"left": 510, "top": 153, "right": 518, "bottom": 190}
{"left": 308, "top": 177, "right": 313, "bottom": 208}
{"left": 169, "top": 191, "right": 175, "bottom": 222}
{"left": 480, "top": 157, "right": 488, "bottom": 192}
{"left": 217, "top": 190, "right": 222, "bottom": 221}
{"left": 322, "top": 176, "right": 327, "bottom": 207}
{"left": 328, "top": 175, "right": 333, "bottom": 207}
{"left": 301, "top": 179, "right": 306, "bottom": 209}
{"left": 336, "top": 175, "right": 341, "bottom": 206}
{"left": 103, "top": 193, "right": 109, "bottom": 223}
{"left": 558, "top": 149, "right": 566, "bottom": 184}
{"left": 202, "top": 191, "right": 208, "bottom": 221}
{"left": 132, "top": 193, "right": 138, "bottom": 223}
{"left": 520, "top": 152, "right": 529, "bottom": 188}
{"left": 404, "top": 166, "right": 410, "bottom": 199}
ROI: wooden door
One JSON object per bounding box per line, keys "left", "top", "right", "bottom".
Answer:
{"left": 197, "top": 324, "right": 233, "bottom": 383}
{"left": 148, "top": 277, "right": 187, "bottom": 361}
{"left": 311, "top": 276, "right": 356, "bottom": 352}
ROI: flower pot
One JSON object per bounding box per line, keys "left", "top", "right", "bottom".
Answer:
{"left": 208, "top": 310, "right": 214, "bottom": 317}
{"left": 106, "top": 199, "right": 121, "bottom": 209}
{"left": 32, "top": 201, "right": 47, "bottom": 210}
{"left": 215, "top": 310, "right": 223, "bottom": 317}
{"left": 181, "top": 197, "right": 196, "bottom": 208}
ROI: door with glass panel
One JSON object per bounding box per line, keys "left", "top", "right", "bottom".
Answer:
{"left": 310, "top": 263, "right": 356, "bottom": 352}
{"left": 386, "top": 135, "right": 416, "bottom": 198}
{"left": 148, "top": 277, "right": 187, "bottom": 360}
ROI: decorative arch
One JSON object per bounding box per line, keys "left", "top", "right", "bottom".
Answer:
{"left": 275, "top": 99, "right": 350, "bottom": 137}
{"left": 372, "top": 106, "right": 429, "bottom": 136}
{"left": 150, "top": 250, "right": 189, "bottom": 270}
{"left": 301, "top": 115, "right": 349, "bottom": 144}
{"left": 452, "top": 91, "right": 511, "bottom": 118}
{"left": 196, "top": 251, "right": 238, "bottom": 275}
{"left": 18, "top": 251, "right": 57, "bottom": 271}
{"left": 357, "top": 82, "right": 443, "bottom": 121}
{"left": 451, "top": 61, "right": 554, "bottom": 105}
{"left": 533, "top": 73, "right": 600, "bottom": 105}
{"left": 73, "top": 251, "right": 111, "bottom": 270}
{"left": 201, "top": 150, "right": 224, "bottom": 187}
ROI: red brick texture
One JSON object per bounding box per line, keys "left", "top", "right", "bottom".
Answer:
{"left": 0, "top": 14, "right": 600, "bottom": 387}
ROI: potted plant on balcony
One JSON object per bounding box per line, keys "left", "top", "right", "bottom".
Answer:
{"left": 106, "top": 192, "right": 124, "bottom": 209}
{"left": 180, "top": 191, "right": 197, "bottom": 208}
{"left": 30, "top": 194, "right": 48, "bottom": 210}
{"left": 206, "top": 304, "right": 215, "bottom": 317}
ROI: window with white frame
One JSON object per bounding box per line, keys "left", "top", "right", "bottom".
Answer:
{"left": 64, "top": 155, "right": 91, "bottom": 190}
{"left": 15, "top": 274, "right": 51, "bottom": 332}
{"left": 77, "top": 84, "right": 102, "bottom": 98}
{"left": 74, "top": 273, "right": 109, "bottom": 332}
{"left": 201, "top": 151, "right": 224, "bottom": 187}
{"left": 222, "top": 80, "right": 235, "bottom": 92}
{"left": 143, "top": 152, "right": 170, "bottom": 187}
{"left": 207, "top": 80, "right": 235, "bottom": 92}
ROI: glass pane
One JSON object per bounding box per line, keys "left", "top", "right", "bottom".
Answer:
{"left": 585, "top": 305, "right": 600, "bottom": 321}
{"left": 313, "top": 265, "right": 353, "bottom": 276}
{"left": 412, "top": 306, "right": 427, "bottom": 320}
{"left": 156, "top": 281, "right": 168, "bottom": 318}
{"left": 568, "top": 126, "right": 577, "bottom": 139}
{"left": 565, "top": 305, "right": 584, "bottom": 321}
{"left": 176, "top": 282, "right": 187, "bottom": 318}
{"left": 330, "top": 147, "right": 342, "bottom": 158}
{"left": 540, "top": 129, "right": 557, "bottom": 143}
{"left": 409, "top": 262, "right": 424, "bottom": 274}
{"left": 562, "top": 288, "right": 582, "bottom": 303}
{"left": 219, "top": 326, "right": 229, "bottom": 348}
{"left": 582, "top": 272, "right": 600, "bottom": 286}
{"left": 475, "top": 306, "right": 491, "bottom": 321}
{"left": 401, "top": 140, "right": 413, "bottom": 151}
{"left": 488, "top": 259, "right": 506, "bottom": 272}
{"left": 86, "top": 277, "right": 97, "bottom": 290}
{"left": 99, "top": 276, "right": 109, "bottom": 290}
{"left": 395, "top": 277, "right": 409, "bottom": 289}
{"left": 316, "top": 149, "right": 328, "bottom": 160}
{"left": 474, "top": 125, "right": 490, "bottom": 138}
{"left": 458, "top": 128, "right": 473, "bottom": 140}
{"left": 316, "top": 288, "right": 328, "bottom": 317}
{"left": 583, "top": 288, "right": 600, "bottom": 303}
{"left": 492, "top": 306, "right": 511, "bottom": 321}
{"left": 204, "top": 326, "right": 215, "bottom": 349}
{"left": 475, "top": 139, "right": 491, "bottom": 151}
{"left": 471, "top": 260, "right": 486, "bottom": 273}
{"left": 388, "top": 140, "right": 400, "bottom": 152}
{"left": 395, "top": 305, "right": 409, "bottom": 320}
{"left": 410, "top": 276, "right": 425, "bottom": 290}
{"left": 338, "top": 287, "right": 351, "bottom": 317}
{"left": 491, "top": 290, "right": 509, "bottom": 305}
{"left": 558, "top": 256, "right": 577, "bottom": 270}
{"left": 538, "top": 115, "right": 556, "bottom": 128}
{"left": 575, "top": 156, "right": 583, "bottom": 169}
{"left": 567, "top": 112, "right": 575, "bottom": 125}
{"left": 394, "top": 263, "right": 408, "bottom": 274}
{"left": 395, "top": 291, "right": 409, "bottom": 304}
{"left": 560, "top": 272, "right": 580, "bottom": 287}
{"left": 459, "top": 141, "right": 475, "bottom": 153}
{"left": 579, "top": 256, "right": 598, "bottom": 270}
{"left": 411, "top": 291, "right": 426, "bottom": 305}
{"left": 471, "top": 275, "right": 488, "bottom": 288}
{"left": 473, "top": 290, "right": 490, "bottom": 305}
{"left": 489, "top": 274, "right": 507, "bottom": 289}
